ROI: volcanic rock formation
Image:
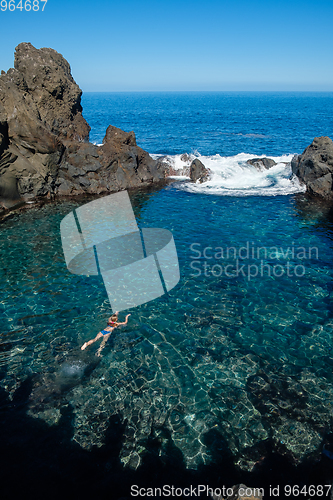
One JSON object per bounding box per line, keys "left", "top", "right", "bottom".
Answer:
{"left": 246, "top": 157, "right": 277, "bottom": 170}
{"left": 0, "top": 43, "right": 166, "bottom": 206}
{"left": 190, "top": 158, "right": 210, "bottom": 183}
{"left": 292, "top": 137, "right": 333, "bottom": 199}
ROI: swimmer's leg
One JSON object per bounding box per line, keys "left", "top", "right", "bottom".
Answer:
{"left": 97, "top": 333, "right": 111, "bottom": 357}
{"left": 81, "top": 332, "right": 103, "bottom": 350}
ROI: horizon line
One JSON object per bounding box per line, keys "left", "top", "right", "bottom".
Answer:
{"left": 82, "top": 89, "right": 333, "bottom": 93}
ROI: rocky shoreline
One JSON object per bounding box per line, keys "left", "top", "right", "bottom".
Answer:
{"left": 0, "top": 43, "right": 169, "bottom": 215}
{"left": 1, "top": 43, "right": 333, "bottom": 219}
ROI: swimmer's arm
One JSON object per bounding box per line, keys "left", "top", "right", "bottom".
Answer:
{"left": 116, "top": 314, "right": 131, "bottom": 326}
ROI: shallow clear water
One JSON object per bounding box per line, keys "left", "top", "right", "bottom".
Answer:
{"left": 2, "top": 188, "right": 333, "bottom": 469}
{"left": 2, "top": 92, "right": 333, "bottom": 471}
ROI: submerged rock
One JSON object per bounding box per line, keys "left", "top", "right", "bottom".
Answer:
{"left": 0, "top": 43, "right": 166, "bottom": 204}
{"left": 246, "top": 157, "right": 277, "bottom": 170}
{"left": 291, "top": 136, "right": 333, "bottom": 199}
{"left": 190, "top": 158, "right": 210, "bottom": 183}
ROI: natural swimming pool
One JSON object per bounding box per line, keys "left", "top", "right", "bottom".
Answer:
{"left": 1, "top": 185, "right": 333, "bottom": 471}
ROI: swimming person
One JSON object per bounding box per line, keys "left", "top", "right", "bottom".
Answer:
{"left": 81, "top": 312, "right": 131, "bottom": 356}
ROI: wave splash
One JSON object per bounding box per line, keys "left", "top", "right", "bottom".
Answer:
{"left": 154, "top": 153, "right": 306, "bottom": 197}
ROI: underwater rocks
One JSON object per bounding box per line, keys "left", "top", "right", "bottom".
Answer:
{"left": 190, "top": 158, "right": 210, "bottom": 183}
{"left": 292, "top": 136, "right": 333, "bottom": 199}
{"left": 0, "top": 43, "right": 166, "bottom": 206}
{"left": 246, "top": 157, "right": 277, "bottom": 170}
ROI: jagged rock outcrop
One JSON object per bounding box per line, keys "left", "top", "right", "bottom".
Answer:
{"left": 292, "top": 137, "right": 333, "bottom": 199}
{"left": 100, "top": 125, "right": 165, "bottom": 187}
{"left": 190, "top": 158, "right": 210, "bottom": 183}
{"left": 0, "top": 43, "right": 166, "bottom": 206}
{"left": 56, "top": 126, "right": 166, "bottom": 196}
{"left": 247, "top": 157, "right": 276, "bottom": 170}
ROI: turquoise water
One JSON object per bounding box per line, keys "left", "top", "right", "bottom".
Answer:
{"left": 2, "top": 188, "right": 333, "bottom": 470}
{"left": 1, "top": 92, "right": 333, "bottom": 473}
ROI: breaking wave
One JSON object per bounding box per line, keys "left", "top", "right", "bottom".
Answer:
{"left": 153, "top": 153, "right": 306, "bottom": 197}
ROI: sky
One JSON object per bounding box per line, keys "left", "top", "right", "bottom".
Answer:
{"left": 0, "top": 0, "right": 333, "bottom": 91}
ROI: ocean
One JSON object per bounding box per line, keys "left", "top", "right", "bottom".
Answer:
{"left": 1, "top": 92, "right": 333, "bottom": 497}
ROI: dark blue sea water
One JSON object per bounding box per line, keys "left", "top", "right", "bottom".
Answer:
{"left": 82, "top": 91, "right": 333, "bottom": 156}
{"left": 2, "top": 92, "right": 333, "bottom": 490}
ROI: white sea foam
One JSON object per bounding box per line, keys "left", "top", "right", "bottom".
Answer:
{"left": 157, "top": 153, "right": 306, "bottom": 197}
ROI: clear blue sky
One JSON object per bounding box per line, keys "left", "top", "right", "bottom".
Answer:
{"left": 0, "top": 0, "right": 332, "bottom": 91}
